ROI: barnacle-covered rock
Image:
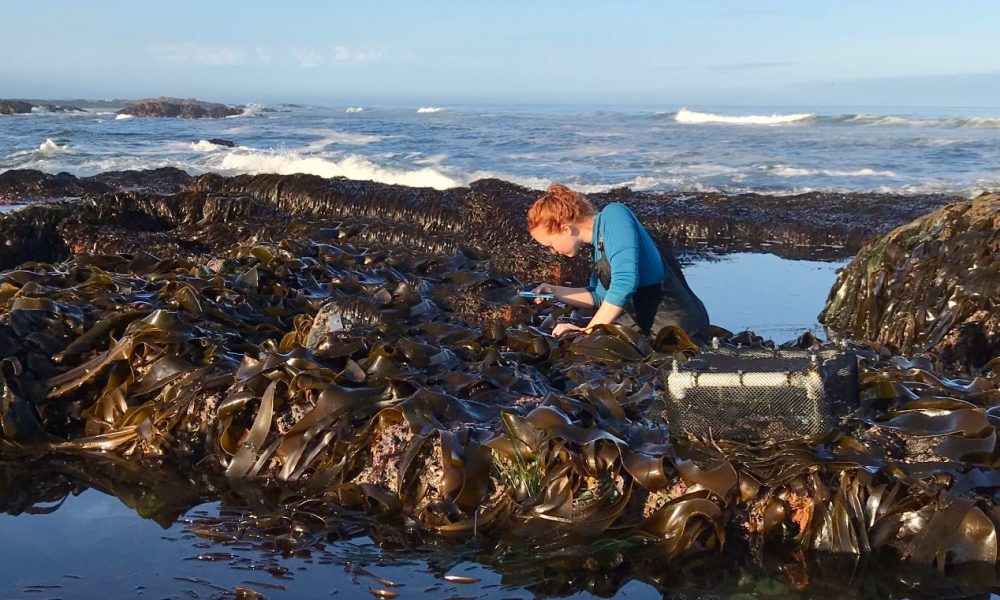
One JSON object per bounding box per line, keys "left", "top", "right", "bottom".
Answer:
{"left": 820, "top": 192, "right": 999, "bottom": 369}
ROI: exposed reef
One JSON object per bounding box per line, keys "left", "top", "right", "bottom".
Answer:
{"left": 0, "top": 100, "right": 86, "bottom": 114}
{"left": 0, "top": 100, "right": 33, "bottom": 115}
{"left": 117, "top": 98, "right": 244, "bottom": 119}
{"left": 821, "top": 192, "right": 999, "bottom": 370}
{"left": 0, "top": 168, "right": 960, "bottom": 273}
{"left": 1, "top": 168, "right": 998, "bottom": 585}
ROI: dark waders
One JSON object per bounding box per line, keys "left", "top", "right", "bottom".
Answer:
{"left": 593, "top": 231, "right": 710, "bottom": 343}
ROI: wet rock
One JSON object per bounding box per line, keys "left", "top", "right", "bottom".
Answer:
{"left": 117, "top": 98, "right": 244, "bottom": 119}
{"left": 0, "top": 169, "right": 962, "bottom": 287}
{"left": 0, "top": 170, "right": 111, "bottom": 204}
{"left": 85, "top": 167, "right": 193, "bottom": 195}
{"left": 304, "top": 303, "right": 348, "bottom": 350}
{"left": 205, "top": 138, "right": 236, "bottom": 148}
{"left": 0, "top": 100, "right": 33, "bottom": 115}
{"left": 820, "top": 192, "right": 1000, "bottom": 368}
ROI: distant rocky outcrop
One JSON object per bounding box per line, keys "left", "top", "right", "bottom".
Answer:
{"left": 117, "top": 98, "right": 244, "bottom": 119}
{"left": 820, "top": 192, "right": 999, "bottom": 369}
{"left": 0, "top": 100, "right": 85, "bottom": 114}
{"left": 34, "top": 103, "right": 85, "bottom": 113}
{"left": 0, "top": 100, "right": 33, "bottom": 115}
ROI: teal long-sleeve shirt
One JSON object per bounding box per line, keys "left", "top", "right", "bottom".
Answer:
{"left": 587, "top": 203, "right": 666, "bottom": 307}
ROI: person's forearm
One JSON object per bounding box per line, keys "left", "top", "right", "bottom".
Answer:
{"left": 552, "top": 286, "right": 595, "bottom": 309}
{"left": 586, "top": 300, "right": 624, "bottom": 329}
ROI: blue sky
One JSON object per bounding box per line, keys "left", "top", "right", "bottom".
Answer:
{"left": 2, "top": 0, "right": 999, "bottom": 107}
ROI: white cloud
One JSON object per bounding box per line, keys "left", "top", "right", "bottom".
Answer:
{"left": 333, "top": 46, "right": 383, "bottom": 65}
{"left": 294, "top": 49, "right": 324, "bottom": 68}
{"left": 152, "top": 43, "right": 246, "bottom": 66}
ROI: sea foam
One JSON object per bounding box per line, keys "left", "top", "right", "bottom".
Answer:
{"left": 114, "top": 113, "right": 134, "bottom": 120}
{"left": 675, "top": 108, "right": 816, "bottom": 125}
{"left": 190, "top": 140, "right": 224, "bottom": 152}
{"left": 38, "top": 138, "right": 70, "bottom": 154}
{"left": 216, "top": 150, "right": 461, "bottom": 190}
{"left": 345, "top": 107, "right": 364, "bottom": 113}
{"left": 298, "top": 129, "right": 383, "bottom": 150}
{"left": 841, "top": 113, "right": 1000, "bottom": 129}
{"left": 771, "top": 165, "right": 896, "bottom": 178}
{"left": 417, "top": 107, "right": 444, "bottom": 114}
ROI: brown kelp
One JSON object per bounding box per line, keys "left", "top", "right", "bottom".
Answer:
{"left": 2, "top": 195, "right": 999, "bottom": 582}
{"left": 1, "top": 169, "right": 998, "bottom": 597}
{"left": 0, "top": 169, "right": 959, "bottom": 274}
{"left": 822, "top": 192, "right": 1000, "bottom": 369}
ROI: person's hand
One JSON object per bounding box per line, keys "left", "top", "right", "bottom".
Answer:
{"left": 530, "top": 283, "right": 557, "bottom": 304}
{"left": 552, "top": 323, "right": 584, "bottom": 336}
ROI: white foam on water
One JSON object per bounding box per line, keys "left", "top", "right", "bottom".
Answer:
{"left": 417, "top": 107, "right": 444, "bottom": 114}
{"left": 842, "top": 113, "right": 1000, "bottom": 129}
{"left": 114, "top": 113, "right": 134, "bottom": 120}
{"left": 215, "top": 150, "right": 461, "bottom": 189}
{"left": 885, "top": 178, "right": 1000, "bottom": 198}
{"left": 297, "top": 129, "right": 383, "bottom": 150}
{"left": 229, "top": 103, "right": 268, "bottom": 118}
{"left": 673, "top": 163, "right": 743, "bottom": 177}
{"left": 675, "top": 108, "right": 816, "bottom": 125}
{"left": 770, "top": 164, "right": 896, "bottom": 178}
{"left": 38, "top": 138, "right": 71, "bottom": 154}
{"left": 345, "top": 107, "right": 364, "bottom": 113}
{"left": 464, "top": 171, "right": 697, "bottom": 194}
{"left": 411, "top": 153, "right": 449, "bottom": 166}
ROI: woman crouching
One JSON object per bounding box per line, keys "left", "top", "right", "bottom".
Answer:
{"left": 527, "top": 183, "right": 710, "bottom": 342}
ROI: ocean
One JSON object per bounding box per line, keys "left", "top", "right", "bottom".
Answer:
{"left": 2, "top": 103, "right": 999, "bottom": 197}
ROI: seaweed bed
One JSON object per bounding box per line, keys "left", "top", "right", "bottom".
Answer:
{"left": 1, "top": 170, "right": 999, "bottom": 598}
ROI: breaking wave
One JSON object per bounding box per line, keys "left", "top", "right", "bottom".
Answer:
{"left": 190, "top": 140, "right": 225, "bottom": 152}
{"left": 114, "top": 113, "right": 133, "bottom": 120}
{"left": 417, "top": 107, "right": 445, "bottom": 114}
{"left": 345, "top": 107, "right": 364, "bottom": 113}
{"left": 839, "top": 113, "right": 1000, "bottom": 128}
{"left": 675, "top": 108, "right": 816, "bottom": 125}
{"left": 769, "top": 165, "right": 896, "bottom": 178}
{"left": 232, "top": 103, "right": 268, "bottom": 118}
{"left": 298, "top": 130, "right": 383, "bottom": 149}
{"left": 38, "top": 138, "right": 71, "bottom": 154}
{"left": 215, "top": 150, "right": 461, "bottom": 189}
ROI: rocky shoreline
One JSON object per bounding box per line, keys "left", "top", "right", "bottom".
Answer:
{"left": 1, "top": 165, "right": 998, "bottom": 580}
{"left": 0, "top": 167, "right": 959, "bottom": 260}
{"left": 1, "top": 97, "right": 244, "bottom": 118}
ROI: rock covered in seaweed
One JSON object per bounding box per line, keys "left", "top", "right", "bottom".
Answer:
{"left": 0, "top": 170, "right": 111, "bottom": 204}
{"left": 117, "top": 98, "right": 244, "bottom": 119}
{"left": 1, "top": 167, "right": 1000, "bottom": 575}
{"left": 820, "top": 192, "right": 999, "bottom": 369}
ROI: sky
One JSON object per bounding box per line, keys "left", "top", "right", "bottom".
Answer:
{"left": 2, "top": 0, "right": 999, "bottom": 107}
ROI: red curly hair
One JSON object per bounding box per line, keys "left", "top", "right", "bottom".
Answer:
{"left": 526, "top": 183, "right": 595, "bottom": 234}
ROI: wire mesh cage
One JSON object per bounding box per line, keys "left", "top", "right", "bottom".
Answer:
{"left": 663, "top": 342, "right": 859, "bottom": 442}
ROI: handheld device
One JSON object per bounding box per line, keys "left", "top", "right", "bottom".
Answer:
{"left": 518, "top": 291, "right": 555, "bottom": 300}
